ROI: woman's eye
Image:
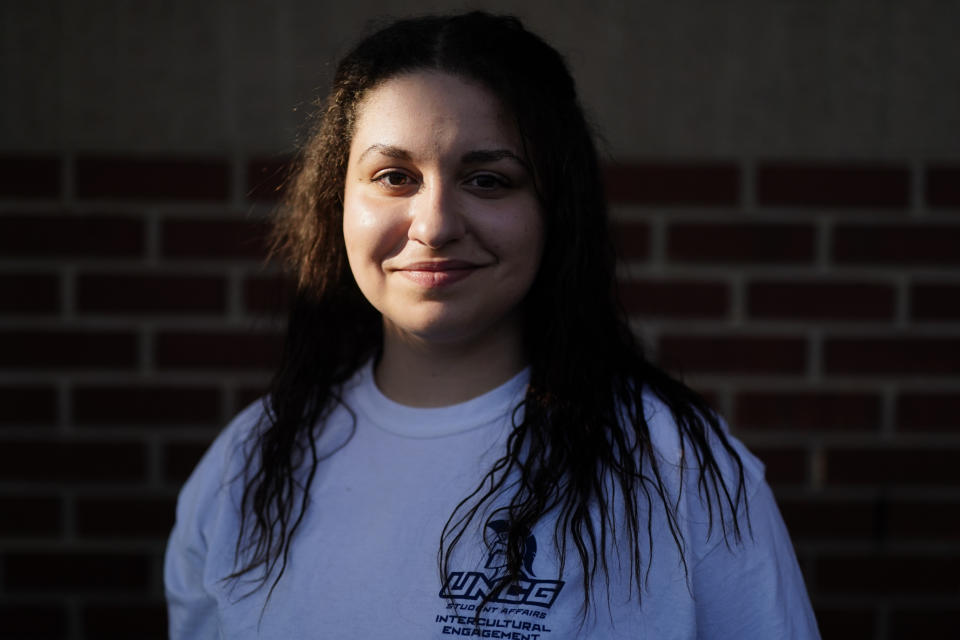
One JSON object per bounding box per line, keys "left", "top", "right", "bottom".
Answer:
{"left": 466, "top": 174, "right": 507, "bottom": 190}
{"left": 374, "top": 171, "right": 413, "bottom": 187}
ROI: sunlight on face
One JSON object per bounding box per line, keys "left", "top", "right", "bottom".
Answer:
{"left": 342, "top": 71, "right": 544, "bottom": 349}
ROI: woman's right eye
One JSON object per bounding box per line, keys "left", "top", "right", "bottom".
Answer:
{"left": 373, "top": 171, "right": 414, "bottom": 188}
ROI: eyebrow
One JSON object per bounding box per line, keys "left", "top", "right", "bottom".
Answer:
{"left": 357, "top": 144, "right": 528, "bottom": 169}
{"left": 358, "top": 144, "right": 412, "bottom": 163}
{"left": 461, "top": 149, "right": 527, "bottom": 168}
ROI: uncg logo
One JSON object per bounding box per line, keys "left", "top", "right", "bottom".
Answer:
{"left": 439, "top": 520, "right": 565, "bottom": 608}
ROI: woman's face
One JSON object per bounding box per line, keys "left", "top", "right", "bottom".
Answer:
{"left": 342, "top": 71, "right": 544, "bottom": 347}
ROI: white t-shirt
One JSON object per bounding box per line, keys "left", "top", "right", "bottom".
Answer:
{"left": 165, "top": 361, "right": 820, "bottom": 639}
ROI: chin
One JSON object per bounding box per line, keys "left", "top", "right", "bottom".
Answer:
{"left": 385, "top": 310, "right": 508, "bottom": 347}
{"left": 398, "top": 321, "right": 482, "bottom": 345}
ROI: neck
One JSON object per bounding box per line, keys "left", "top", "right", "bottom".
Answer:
{"left": 374, "top": 321, "right": 527, "bottom": 408}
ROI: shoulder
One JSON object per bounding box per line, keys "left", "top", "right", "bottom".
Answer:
{"left": 638, "top": 389, "right": 768, "bottom": 549}
{"left": 164, "top": 399, "right": 271, "bottom": 635}
{"left": 639, "top": 392, "right": 820, "bottom": 636}
{"left": 640, "top": 388, "right": 765, "bottom": 492}
{"left": 190, "top": 399, "right": 267, "bottom": 486}
{"left": 171, "top": 399, "right": 268, "bottom": 539}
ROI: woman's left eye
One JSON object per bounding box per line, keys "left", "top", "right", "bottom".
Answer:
{"left": 465, "top": 174, "right": 508, "bottom": 190}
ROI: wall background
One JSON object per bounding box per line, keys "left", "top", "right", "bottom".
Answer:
{"left": 1, "top": 1, "right": 958, "bottom": 638}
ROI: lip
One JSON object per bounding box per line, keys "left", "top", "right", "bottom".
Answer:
{"left": 394, "top": 260, "right": 483, "bottom": 288}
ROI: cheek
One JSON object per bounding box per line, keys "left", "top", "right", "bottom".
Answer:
{"left": 342, "top": 189, "right": 407, "bottom": 269}
{"left": 501, "top": 208, "right": 545, "bottom": 275}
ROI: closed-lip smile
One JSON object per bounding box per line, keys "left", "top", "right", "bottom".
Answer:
{"left": 394, "top": 259, "right": 484, "bottom": 287}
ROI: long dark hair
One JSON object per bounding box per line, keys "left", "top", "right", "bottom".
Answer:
{"left": 234, "top": 11, "right": 747, "bottom": 615}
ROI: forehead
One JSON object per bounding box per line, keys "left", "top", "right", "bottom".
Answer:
{"left": 349, "top": 71, "right": 521, "bottom": 157}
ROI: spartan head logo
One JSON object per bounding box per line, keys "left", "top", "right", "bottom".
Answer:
{"left": 484, "top": 519, "right": 537, "bottom": 580}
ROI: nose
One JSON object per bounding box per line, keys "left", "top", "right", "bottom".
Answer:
{"left": 407, "top": 180, "right": 465, "bottom": 249}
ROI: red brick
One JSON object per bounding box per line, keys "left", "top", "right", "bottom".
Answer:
{"left": 734, "top": 391, "right": 880, "bottom": 430}
{"left": 833, "top": 224, "right": 960, "bottom": 265}
{"left": 76, "top": 496, "right": 175, "bottom": 538}
{"left": 897, "top": 393, "right": 960, "bottom": 431}
{"left": 82, "top": 602, "right": 166, "bottom": 639}
{"left": 611, "top": 221, "right": 650, "bottom": 260}
{"left": 757, "top": 163, "right": 909, "bottom": 208}
{"left": 247, "top": 157, "right": 291, "bottom": 202}
{"left": 814, "top": 608, "right": 876, "bottom": 640}
{"left": 890, "top": 610, "right": 959, "bottom": 638}
{"left": 161, "top": 217, "right": 270, "bottom": 260}
{"left": 888, "top": 501, "right": 960, "bottom": 541}
{"left": 747, "top": 280, "right": 895, "bottom": 321}
{"left": 911, "top": 282, "right": 960, "bottom": 320}
{"left": 77, "top": 273, "right": 227, "bottom": 314}
{"left": 826, "top": 448, "right": 960, "bottom": 486}
{"left": 604, "top": 163, "right": 739, "bottom": 206}
{"left": 620, "top": 279, "right": 728, "bottom": 317}
{"left": 667, "top": 223, "right": 815, "bottom": 264}
{"left": 244, "top": 274, "right": 293, "bottom": 314}
{"left": 815, "top": 554, "right": 959, "bottom": 595}
{"left": 0, "top": 495, "right": 61, "bottom": 536}
{"left": 0, "top": 603, "right": 67, "bottom": 639}
{"left": 73, "top": 385, "right": 221, "bottom": 426}
{"left": 750, "top": 447, "right": 808, "bottom": 486}
{"left": 659, "top": 335, "right": 807, "bottom": 375}
{"left": 778, "top": 498, "right": 877, "bottom": 540}
{"left": 3, "top": 551, "right": 151, "bottom": 591}
{"left": 0, "top": 330, "right": 137, "bottom": 370}
{"left": 0, "top": 214, "right": 143, "bottom": 258}
{"left": 0, "top": 386, "right": 58, "bottom": 425}
{"left": 76, "top": 156, "right": 229, "bottom": 200}
{"left": 926, "top": 165, "right": 960, "bottom": 208}
{"left": 0, "top": 273, "right": 59, "bottom": 314}
{"left": 824, "top": 337, "right": 960, "bottom": 375}
{"left": 163, "top": 440, "right": 214, "bottom": 484}
{"left": 155, "top": 331, "right": 280, "bottom": 370}
{"left": 0, "top": 155, "right": 60, "bottom": 198}
{"left": 0, "top": 440, "right": 146, "bottom": 483}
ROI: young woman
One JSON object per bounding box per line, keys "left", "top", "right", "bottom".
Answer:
{"left": 165, "top": 12, "right": 819, "bottom": 639}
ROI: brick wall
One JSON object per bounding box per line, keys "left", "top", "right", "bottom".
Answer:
{"left": 0, "top": 154, "right": 284, "bottom": 639}
{"left": 2, "top": 154, "right": 958, "bottom": 638}
{"left": 611, "top": 160, "right": 960, "bottom": 639}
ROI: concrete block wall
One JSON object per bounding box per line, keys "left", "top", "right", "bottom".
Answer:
{"left": 1, "top": 1, "right": 958, "bottom": 638}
